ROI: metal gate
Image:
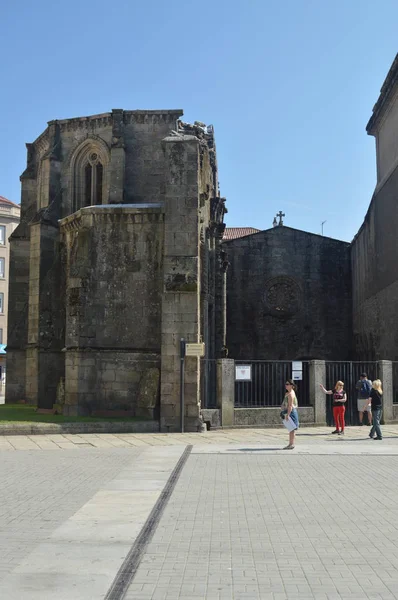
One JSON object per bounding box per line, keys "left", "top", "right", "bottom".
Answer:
{"left": 235, "top": 361, "right": 311, "bottom": 407}
{"left": 201, "top": 359, "right": 217, "bottom": 408}
{"left": 393, "top": 362, "right": 398, "bottom": 405}
{"left": 325, "top": 361, "right": 379, "bottom": 426}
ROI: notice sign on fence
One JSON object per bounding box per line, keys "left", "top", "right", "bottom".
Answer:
{"left": 292, "top": 361, "right": 303, "bottom": 381}
{"left": 235, "top": 365, "right": 252, "bottom": 381}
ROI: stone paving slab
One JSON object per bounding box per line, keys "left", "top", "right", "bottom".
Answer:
{"left": 2, "top": 429, "right": 398, "bottom": 598}
{"left": 0, "top": 445, "right": 185, "bottom": 599}
{"left": 0, "top": 425, "right": 398, "bottom": 451}
{"left": 125, "top": 448, "right": 398, "bottom": 600}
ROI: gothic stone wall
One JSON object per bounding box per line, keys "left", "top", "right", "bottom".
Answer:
{"left": 352, "top": 166, "right": 398, "bottom": 360}
{"left": 61, "top": 205, "right": 163, "bottom": 415}
{"left": 53, "top": 110, "right": 182, "bottom": 215}
{"left": 225, "top": 227, "right": 352, "bottom": 360}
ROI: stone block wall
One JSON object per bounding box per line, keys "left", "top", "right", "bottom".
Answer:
{"left": 6, "top": 233, "right": 30, "bottom": 402}
{"left": 6, "top": 152, "right": 37, "bottom": 403}
{"left": 64, "top": 350, "right": 160, "bottom": 417}
{"left": 351, "top": 167, "right": 398, "bottom": 361}
{"left": 52, "top": 110, "right": 182, "bottom": 215}
{"left": 224, "top": 227, "right": 352, "bottom": 360}
{"left": 160, "top": 136, "right": 202, "bottom": 431}
{"left": 7, "top": 110, "right": 224, "bottom": 420}
{"left": 62, "top": 205, "right": 164, "bottom": 350}
{"left": 61, "top": 204, "right": 164, "bottom": 412}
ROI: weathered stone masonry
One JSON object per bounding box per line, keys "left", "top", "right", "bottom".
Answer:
{"left": 7, "top": 111, "right": 226, "bottom": 431}
{"left": 224, "top": 227, "right": 352, "bottom": 361}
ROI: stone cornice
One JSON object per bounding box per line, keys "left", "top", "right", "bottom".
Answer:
{"left": 367, "top": 53, "right": 398, "bottom": 135}
{"left": 29, "top": 109, "right": 184, "bottom": 158}
{"left": 59, "top": 204, "right": 165, "bottom": 231}
{"left": 52, "top": 113, "right": 113, "bottom": 132}
{"left": 123, "top": 110, "right": 183, "bottom": 125}
{"left": 46, "top": 109, "right": 183, "bottom": 132}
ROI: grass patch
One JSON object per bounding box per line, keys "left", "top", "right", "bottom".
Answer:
{"left": 0, "top": 404, "right": 147, "bottom": 424}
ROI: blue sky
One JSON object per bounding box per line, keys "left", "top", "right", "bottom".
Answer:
{"left": 1, "top": 0, "right": 397, "bottom": 241}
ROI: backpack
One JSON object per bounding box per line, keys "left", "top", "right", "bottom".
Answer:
{"left": 361, "top": 380, "right": 371, "bottom": 398}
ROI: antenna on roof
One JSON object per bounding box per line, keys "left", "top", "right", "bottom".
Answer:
{"left": 321, "top": 220, "right": 327, "bottom": 236}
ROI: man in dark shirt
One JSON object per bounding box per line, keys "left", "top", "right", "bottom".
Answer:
{"left": 356, "top": 373, "right": 372, "bottom": 426}
{"left": 366, "top": 379, "right": 383, "bottom": 440}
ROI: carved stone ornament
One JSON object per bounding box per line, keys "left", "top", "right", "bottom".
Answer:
{"left": 264, "top": 276, "right": 302, "bottom": 317}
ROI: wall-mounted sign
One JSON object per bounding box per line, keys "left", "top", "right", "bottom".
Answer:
{"left": 292, "top": 370, "right": 303, "bottom": 381}
{"left": 235, "top": 365, "right": 252, "bottom": 381}
{"left": 185, "top": 343, "right": 205, "bottom": 357}
{"left": 292, "top": 361, "right": 302, "bottom": 372}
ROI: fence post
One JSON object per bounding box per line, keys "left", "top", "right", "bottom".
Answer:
{"left": 309, "top": 360, "right": 326, "bottom": 425}
{"left": 378, "top": 360, "right": 393, "bottom": 423}
{"left": 217, "top": 359, "right": 235, "bottom": 427}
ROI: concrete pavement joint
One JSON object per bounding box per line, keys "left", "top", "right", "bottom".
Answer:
{"left": 105, "top": 445, "right": 193, "bottom": 600}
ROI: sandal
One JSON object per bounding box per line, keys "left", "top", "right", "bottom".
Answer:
{"left": 283, "top": 445, "right": 295, "bottom": 450}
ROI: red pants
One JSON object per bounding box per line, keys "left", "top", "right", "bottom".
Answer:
{"left": 333, "top": 405, "right": 345, "bottom": 431}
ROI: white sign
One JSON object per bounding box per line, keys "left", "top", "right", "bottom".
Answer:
{"left": 235, "top": 365, "right": 252, "bottom": 381}
{"left": 292, "top": 370, "right": 303, "bottom": 381}
{"left": 292, "top": 361, "right": 303, "bottom": 372}
{"left": 185, "top": 343, "right": 205, "bottom": 357}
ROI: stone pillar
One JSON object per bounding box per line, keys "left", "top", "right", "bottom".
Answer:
{"left": 109, "top": 109, "right": 125, "bottom": 204}
{"left": 160, "top": 135, "right": 202, "bottom": 432}
{"left": 6, "top": 145, "right": 37, "bottom": 403}
{"left": 309, "top": 360, "right": 326, "bottom": 424}
{"left": 217, "top": 359, "right": 235, "bottom": 427}
{"left": 26, "top": 221, "right": 64, "bottom": 408}
{"left": 6, "top": 228, "right": 30, "bottom": 403}
{"left": 378, "top": 360, "right": 393, "bottom": 422}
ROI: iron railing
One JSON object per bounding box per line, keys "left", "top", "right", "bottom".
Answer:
{"left": 325, "top": 361, "right": 379, "bottom": 426}
{"left": 393, "top": 362, "right": 398, "bottom": 405}
{"left": 234, "top": 361, "right": 311, "bottom": 408}
{"left": 201, "top": 359, "right": 217, "bottom": 409}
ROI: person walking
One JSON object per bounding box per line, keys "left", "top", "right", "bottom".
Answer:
{"left": 367, "top": 379, "right": 383, "bottom": 440}
{"left": 356, "top": 373, "right": 372, "bottom": 426}
{"left": 320, "top": 381, "right": 347, "bottom": 435}
{"left": 281, "top": 379, "right": 299, "bottom": 450}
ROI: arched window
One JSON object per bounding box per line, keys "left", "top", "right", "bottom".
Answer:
{"left": 69, "top": 138, "right": 109, "bottom": 213}
{"left": 84, "top": 152, "right": 103, "bottom": 207}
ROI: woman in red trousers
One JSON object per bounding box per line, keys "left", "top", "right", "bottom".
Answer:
{"left": 320, "top": 381, "right": 347, "bottom": 435}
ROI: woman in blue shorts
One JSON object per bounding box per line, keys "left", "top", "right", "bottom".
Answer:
{"left": 281, "top": 379, "right": 299, "bottom": 450}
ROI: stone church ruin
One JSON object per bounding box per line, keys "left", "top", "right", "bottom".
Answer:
{"left": 7, "top": 54, "right": 398, "bottom": 428}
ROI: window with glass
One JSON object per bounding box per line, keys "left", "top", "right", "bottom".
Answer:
{"left": 0, "top": 329, "right": 3, "bottom": 344}
{"left": 0, "top": 226, "right": 5, "bottom": 245}
{"left": 0, "top": 293, "right": 4, "bottom": 313}
{"left": 0, "top": 258, "right": 5, "bottom": 278}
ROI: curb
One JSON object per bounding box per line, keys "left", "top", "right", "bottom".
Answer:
{"left": 0, "top": 421, "right": 160, "bottom": 436}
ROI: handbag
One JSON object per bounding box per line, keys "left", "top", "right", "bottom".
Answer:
{"left": 282, "top": 416, "right": 297, "bottom": 432}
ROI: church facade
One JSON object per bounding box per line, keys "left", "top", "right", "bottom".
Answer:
{"left": 6, "top": 54, "right": 398, "bottom": 428}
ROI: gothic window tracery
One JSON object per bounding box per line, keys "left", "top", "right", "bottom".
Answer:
{"left": 70, "top": 139, "right": 109, "bottom": 213}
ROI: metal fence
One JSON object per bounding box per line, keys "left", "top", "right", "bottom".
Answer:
{"left": 235, "top": 361, "right": 311, "bottom": 408}
{"left": 393, "top": 362, "right": 398, "bottom": 405}
{"left": 201, "top": 359, "right": 217, "bottom": 409}
{"left": 325, "top": 361, "right": 379, "bottom": 426}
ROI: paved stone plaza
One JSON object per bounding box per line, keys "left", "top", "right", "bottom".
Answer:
{"left": 1, "top": 427, "right": 398, "bottom": 599}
